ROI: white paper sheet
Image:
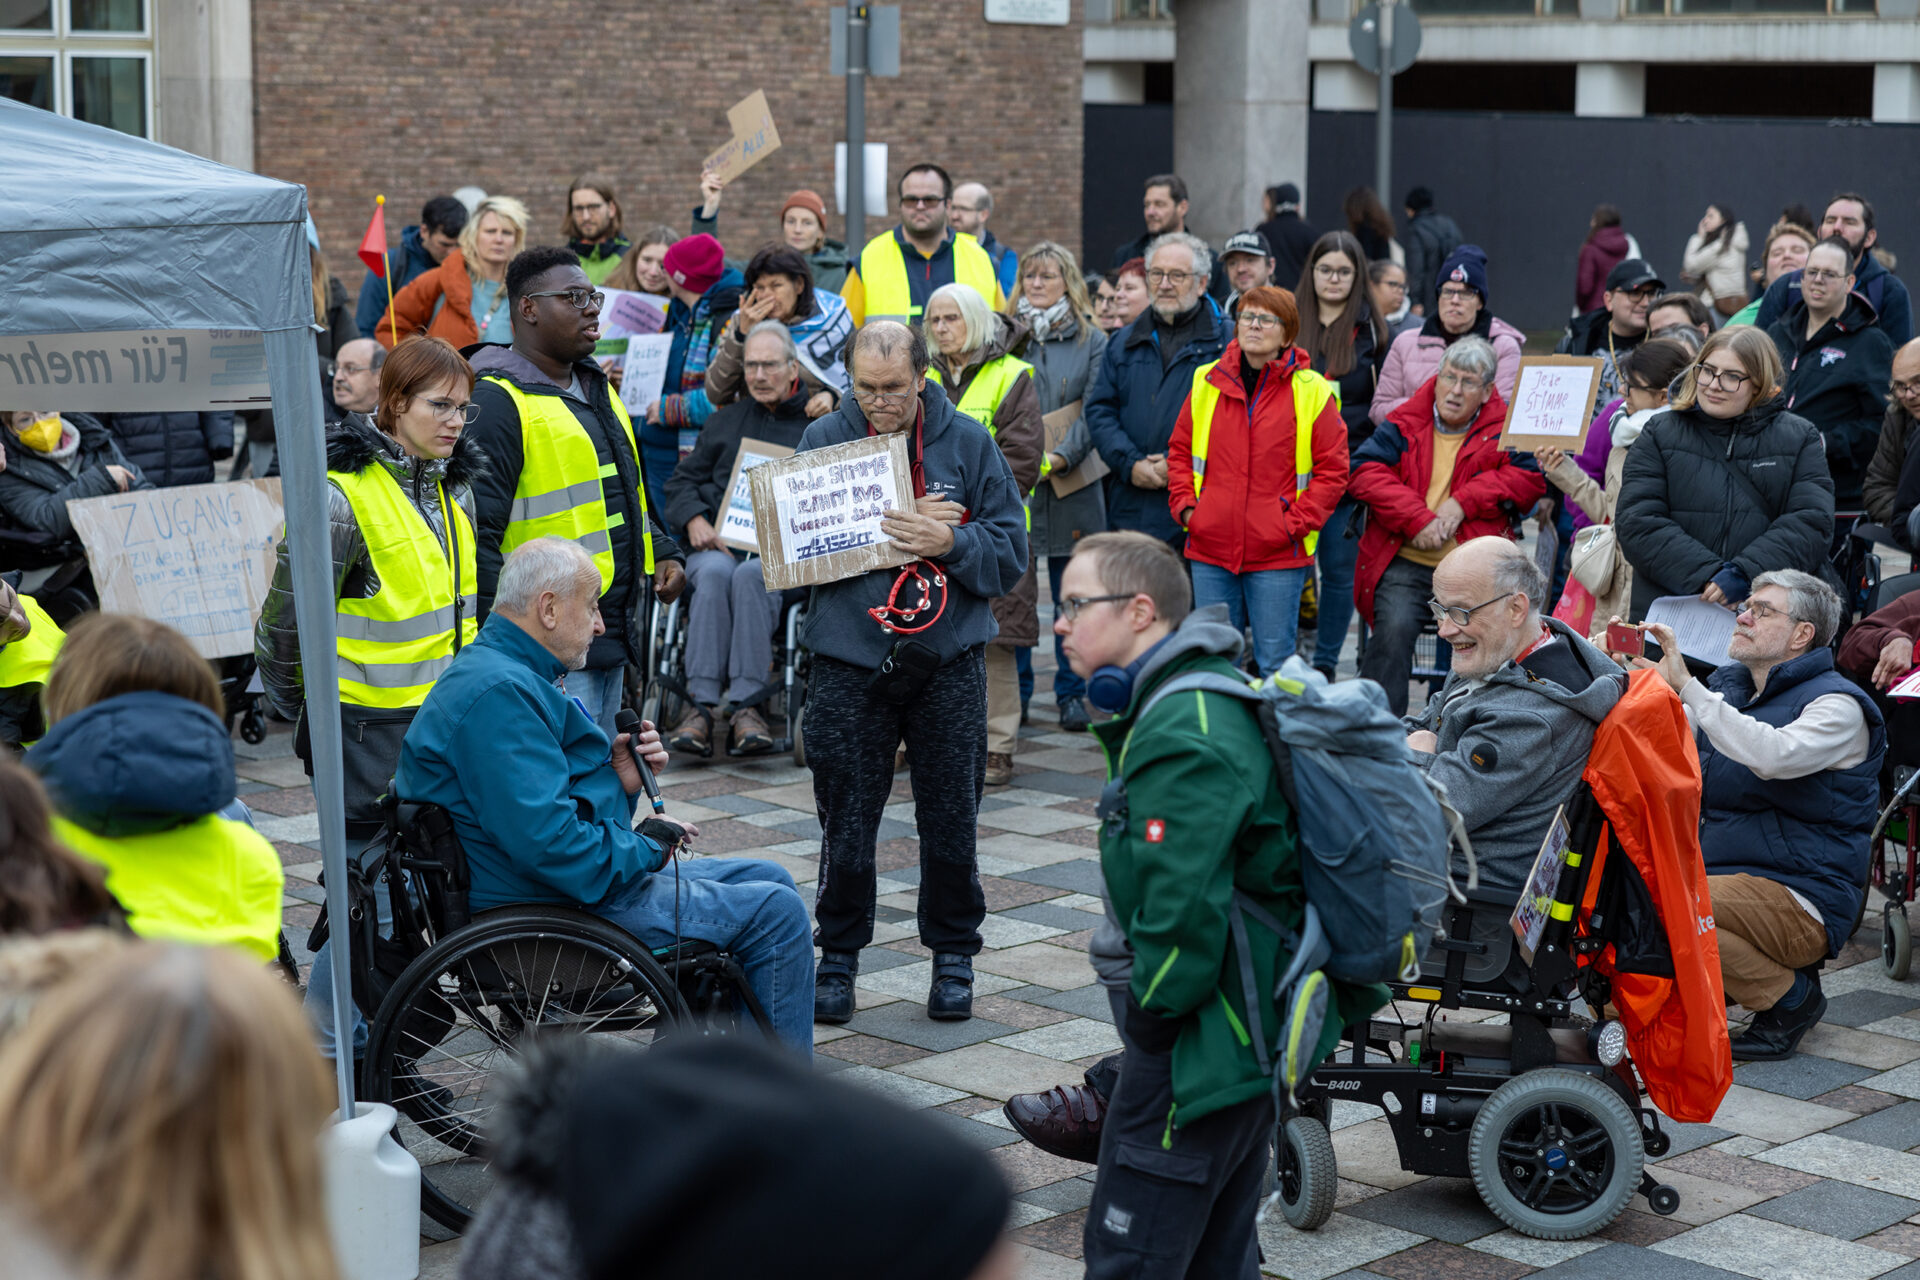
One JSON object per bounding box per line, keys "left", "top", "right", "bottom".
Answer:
{"left": 617, "top": 333, "right": 674, "bottom": 418}
{"left": 1889, "top": 667, "right": 1920, "bottom": 700}
{"left": 1644, "top": 594, "right": 1739, "bottom": 667}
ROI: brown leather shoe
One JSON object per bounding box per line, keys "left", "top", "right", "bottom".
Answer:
{"left": 984, "top": 751, "right": 1014, "bottom": 786}
{"left": 730, "top": 705, "right": 774, "bottom": 755}
{"left": 1003, "top": 1083, "right": 1106, "bottom": 1163}
{"left": 666, "top": 705, "right": 714, "bottom": 758}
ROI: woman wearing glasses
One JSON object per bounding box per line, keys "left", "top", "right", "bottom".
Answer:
{"left": 1369, "top": 244, "right": 1525, "bottom": 425}
{"left": 257, "top": 336, "right": 488, "bottom": 835}
{"left": 1615, "top": 327, "right": 1833, "bottom": 622}
{"left": 1167, "top": 285, "right": 1349, "bottom": 675}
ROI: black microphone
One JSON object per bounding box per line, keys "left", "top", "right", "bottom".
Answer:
{"left": 614, "top": 708, "right": 667, "bottom": 815}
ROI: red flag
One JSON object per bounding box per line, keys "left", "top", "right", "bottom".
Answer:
{"left": 357, "top": 199, "right": 389, "bottom": 277}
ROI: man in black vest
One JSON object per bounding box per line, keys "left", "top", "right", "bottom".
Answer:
{"left": 1636, "top": 570, "right": 1885, "bottom": 1061}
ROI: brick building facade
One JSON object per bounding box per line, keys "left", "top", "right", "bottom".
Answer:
{"left": 251, "top": 0, "right": 1086, "bottom": 282}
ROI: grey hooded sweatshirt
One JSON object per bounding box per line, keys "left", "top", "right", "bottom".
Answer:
{"left": 1406, "top": 616, "right": 1626, "bottom": 893}
{"left": 1089, "top": 604, "right": 1246, "bottom": 991}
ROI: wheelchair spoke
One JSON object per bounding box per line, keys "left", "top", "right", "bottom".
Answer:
{"left": 1521, "top": 1165, "right": 1552, "bottom": 1207}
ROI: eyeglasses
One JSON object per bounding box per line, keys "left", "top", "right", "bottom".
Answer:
{"left": 1237, "top": 313, "right": 1282, "bottom": 331}
{"left": 1738, "top": 599, "right": 1798, "bottom": 624}
{"left": 523, "top": 288, "right": 606, "bottom": 311}
{"left": 851, "top": 386, "right": 916, "bottom": 406}
{"left": 324, "top": 360, "right": 374, "bottom": 379}
{"left": 1437, "top": 287, "right": 1478, "bottom": 304}
{"left": 1377, "top": 278, "right": 1408, "bottom": 292}
{"left": 1058, "top": 593, "right": 1138, "bottom": 621}
{"left": 1427, "top": 592, "right": 1517, "bottom": 628}
{"left": 900, "top": 195, "right": 947, "bottom": 209}
{"left": 743, "top": 360, "right": 793, "bottom": 374}
{"left": 569, "top": 201, "right": 608, "bottom": 216}
{"left": 419, "top": 397, "right": 480, "bottom": 424}
{"left": 1313, "top": 264, "right": 1356, "bottom": 281}
{"left": 1147, "top": 269, "right": 1194, "bottom": 286}
{"left": 1618, "top": 285, "right": 1661, "bottom": 301}
{"left": 1696, "top": 364, "right": 1752, "bottom": 392}
{"left": 1802, "top": 267, "right": 1850, "bottom": 285}
{"left": 1892, "top": 378, "right": 1920, "bottom": 400}
{"left": 1435, "top": 371, "right": 1485, "bottom": 390}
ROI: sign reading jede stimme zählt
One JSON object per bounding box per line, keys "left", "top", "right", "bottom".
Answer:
{"left": 750, "top": 433, "right": 916, "bottom": 590}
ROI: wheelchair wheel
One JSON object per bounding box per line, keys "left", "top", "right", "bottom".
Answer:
{"left": 1274, "top": 1115, "right": 1337, "bottom": 1231}
{"left": 1886, "top": 905, "right": 1913, "bottom": 981}
{"left": 1468, "top": 1069, "right": 1642, "bottom": 1240}
{"left": 362, "top": 905, "right": 689, "bottom": 1232}
{"left": 791, "top": 704, "right": 807, "bottom": 769}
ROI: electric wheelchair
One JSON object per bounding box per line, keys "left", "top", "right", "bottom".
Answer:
{"left": 312, "top": 791, "right": 771, "bottom": 1231}
{"left": 638, "top": 588, "right": 811, "bottom": 766}
{"left": 1276, "top": 782, "right": 1687, "bottom": 1241}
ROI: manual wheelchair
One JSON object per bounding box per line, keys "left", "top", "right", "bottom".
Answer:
{"left": 1276, "top": 782, "right": 1685, "bottom": 1241}
{"left": 638, "top": 587, "right": 810, "bottom": 765}
{"left": 313, "top": 792, "right": 771, "bottom": 1231}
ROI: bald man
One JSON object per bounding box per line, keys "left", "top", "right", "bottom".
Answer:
{"left": 948, "top": 182, "right": 1018, "bottom": 300}
{"left": 1862, "top": 337, "right": 1920, "bottom": 530}
{"left": 1403, "top": 537, "right": 1627, "bottom": 892}
{"left": 330, "top": 338, "right": 384, "bottom": 421}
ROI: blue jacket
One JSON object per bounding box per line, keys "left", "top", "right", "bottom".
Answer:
{"left": 1085, "top": 298, "right": 1229, "bottom": 543}
{"left": 798, "top": 381, "right": 1028, "bottom": 671}
{"left": 27, "top": 691, "right": 238, "bottom": 835}
{"left": 396, "top": 612, "right": 665, "bottom": 911}
{"left": 1697, "top": 648, "right": 1886, "bottom": 956}
{"left": 355, "top": 225, "right": 442, "bottom": 341}
{"left": 1756, "top": 250, "right": 1913, "bottom": 348}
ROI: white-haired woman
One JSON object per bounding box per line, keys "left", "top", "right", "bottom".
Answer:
{"left": 924, "top": 283, "right": 1043, "bottom": 786}
{"left": 1004, "top": 242, "right": 1108, "bottom": 732}
{"left": 378, "top": 194, "right": 531, "bottom": 349}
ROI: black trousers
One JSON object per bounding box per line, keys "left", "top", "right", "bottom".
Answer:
{"left": 807, "top": 649, "right": 987, "bottom": 956}
{"left": 1360, "top": 557, "right": 1435, "bottom": 718}
{"left": 1083, "top": 989, "right": 1273, "bottom": 1280}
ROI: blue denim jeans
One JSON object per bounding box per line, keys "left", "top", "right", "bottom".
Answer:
{"left": 1189, "top": 561, "right": 1310, "bottom": 676}
{"left": 1311, "top": 496, "right": 1361, "bottom": 676}
{"left": 562, "top": 664, "right": 625, "bottom": 741}
{"left": 593, "top": 856, "right": 815, "bottom": 1056}
{"left": 1047, "top": 554, "right": 1087, "bottom": 704}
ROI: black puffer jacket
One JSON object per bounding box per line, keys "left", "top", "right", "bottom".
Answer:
{"left": 1326, "top": 307, "right": 1387, "bottom": 455}
{"left": 97, "top": 412, "right": 234, "bottom": 488}
{"left": 1768, "top": 291, "right": 1896, "bottom": 509}
{"left": 1614, "top": 397, "right": 1834, "bottom": 617}
{"left": 0, "top": 413, "right": 151, "bottom": 539}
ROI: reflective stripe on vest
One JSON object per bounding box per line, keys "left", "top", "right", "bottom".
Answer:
{"left": 0, "top": 593, "right": 63, "bottom": 693}
{"left": 933, "top": 354, "right": 1036, "bottom": 529}
{"left": 485, "top": 376, "right": 654, "bottom": 589}
{"left": 330, "top": 463, "right": 479, "bottom": 708}
{"left": 1187, "top": 362, "right": 1337, "bottom": 556}
{"left": 858, "top": 231, "right": 1000, "bottom": 325}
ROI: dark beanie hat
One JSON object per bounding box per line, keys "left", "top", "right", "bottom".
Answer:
{"left": 559, "top": 1039, "right": 1011, "bottom": 1280}
{"left": 661, "top": 233, "right": 726, "bottom": 294}
{"left": 1436, "top": 243, "right": 1490, "bottom": 305}
{"left": 1406, "top": 185, "right": 1435, "bottom": 213}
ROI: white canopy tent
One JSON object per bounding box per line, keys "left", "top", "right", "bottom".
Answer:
{"left": 0, "top": 97, "right": 361, "bottom": 1107}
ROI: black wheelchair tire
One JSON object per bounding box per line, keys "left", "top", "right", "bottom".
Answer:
{"left": 362, "top": 906, "right": 690, "bottom": 1232}
{"left": 1886, "top": 904, "right": 1913, "bottom": 982}
{"left": 1275, "top": 1115, "right": 1338, "bottom": 1231}
{"left": 791, "top": 704, "right": 807, "bottom": 769}
{"left": 1468, "top": 1069, "right": 1643, "bottom": 1240}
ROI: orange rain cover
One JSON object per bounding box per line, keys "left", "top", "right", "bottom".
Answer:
{"left": 1581, "top": 668, "right": 1732, "bottom": 1124}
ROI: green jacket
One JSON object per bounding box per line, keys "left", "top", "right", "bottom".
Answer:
{"left": 1093, "top": 632, "right": 1387, "bottom": 1129}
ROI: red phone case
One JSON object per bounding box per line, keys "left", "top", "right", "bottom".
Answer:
{"left": 1605, "top": 623, "right": 1643, "bottom": 656}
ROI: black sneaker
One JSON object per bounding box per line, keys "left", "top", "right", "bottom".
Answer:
{"left": 814, "top": 950, "right": 859, "bottom": 1025}
{"left": 1057, "top": 697, "right": 1092, "bottom": 733}
{"left": 928, "top": 952, "right": 974, "bottom": 1021}
{"left": 1730, "top": 983, "right": 1826, "bottom": 1062}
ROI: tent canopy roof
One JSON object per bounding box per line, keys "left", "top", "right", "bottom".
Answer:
{"left": 0, "top": 99, "right": 310, "bottom": 337}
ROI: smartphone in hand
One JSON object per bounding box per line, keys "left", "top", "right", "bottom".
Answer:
{"left": 1605, "top": 622, "right": 1645, "bottom": 658}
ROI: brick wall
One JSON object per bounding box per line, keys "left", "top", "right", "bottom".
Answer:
{"left": 253, "top": 0, "right": 1085, "bottom": 293}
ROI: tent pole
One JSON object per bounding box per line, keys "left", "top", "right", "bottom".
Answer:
{"left": 263, "top": 324, "right": 356, "bottom": 1111}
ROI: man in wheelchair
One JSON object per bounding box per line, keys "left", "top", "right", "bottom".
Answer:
{"left": 1405, "top": 537, "right": 1627, "bottom": 892}
{"left": 397, "top": 537, "right": 814, "bottom": 1054}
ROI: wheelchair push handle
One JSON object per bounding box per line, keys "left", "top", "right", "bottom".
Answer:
{"left": 614, "top": 708, "right": 666, "bottom": 815}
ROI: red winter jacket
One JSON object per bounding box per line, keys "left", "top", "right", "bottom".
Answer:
{"left": 1576, "top": 226, "right": 1631, "bottom": 315}
{"left": 1167, "top": 343, "right": 1350, "bottom": 573}
{"left": 1348, "top": 378, "right": 1545, "bottom": 625}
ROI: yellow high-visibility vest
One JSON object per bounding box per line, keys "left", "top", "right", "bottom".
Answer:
{"left": 858, "top": 230, "right": 999, "bottom": 326}
{"left": 330, "top": 463, "right": 479, "bottom": 709}
{"left": 485, "top": 376, "right": 655, "bottom": 590}
{"left": 1186, "top": 362, "right": 1338, "bottom": 555}
{"left": 934, "top": 354, "right": 1037, "bottom": 530}
{"left": 55, "top": 813, "right": 284, "bottom": 962}
{"left": 0, "top": 593, "right": 63, "bottom": 748}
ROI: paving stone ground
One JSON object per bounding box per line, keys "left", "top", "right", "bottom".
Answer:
{"left": 254, "top": 595, "right": 1920, "bottom": 1280}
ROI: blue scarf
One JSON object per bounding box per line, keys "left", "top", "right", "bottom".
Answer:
{"left": 790, "top": 290, "right": 853, "bottom": 394}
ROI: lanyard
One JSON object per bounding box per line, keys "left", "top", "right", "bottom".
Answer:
{"left": 866, "top": 401, "right": 947, "bottom": 634}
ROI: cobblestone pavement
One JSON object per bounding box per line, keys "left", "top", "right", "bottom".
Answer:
{"left": 254, "top": 634, "right": 1920, "bottom": 1280}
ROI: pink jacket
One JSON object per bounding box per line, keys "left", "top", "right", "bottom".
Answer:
{"left": 1368, "top": 315, "right": 1525, "bottom": 425}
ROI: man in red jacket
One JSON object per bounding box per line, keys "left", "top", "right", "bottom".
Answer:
{"left": 1350, "top": 336, "right": 1545, "bottom": 714}
{"left": 1167, "top": 285, "right": 1348, "bottom": 673}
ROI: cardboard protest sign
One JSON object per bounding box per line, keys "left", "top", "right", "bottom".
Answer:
{"left": 1042, "top": 400, "right": 1109, "bottom": 498}
{"left": 1498, "top": 356, "right": 1604, "bottom": 452}
{"left": 720, "top": 437, "right": 797, "bottom": 553}
{"left": 750, "top": 434, "right": 915, "bottom": 590}
{"left": 66, "top": 479, "right": 284, "bottom": 659}
{"left": 704, "top": 90, "right": 782, "bottom": 186}
{"left": 618, "top": 333, "right": 675, "bottom": 418}
{"left": 0, "top": 329, "right": 271, "bottom": 413}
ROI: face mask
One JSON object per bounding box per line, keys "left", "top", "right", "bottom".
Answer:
{"left": 14, "top": 414, "right": 62, "bottom": 453}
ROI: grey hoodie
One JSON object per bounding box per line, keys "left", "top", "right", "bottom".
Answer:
{"left": 1089, "top": 605, "right": 1245, "bottom": 990}
{"left": 1406, "top": 616, "right": 1626, "bottom": 893}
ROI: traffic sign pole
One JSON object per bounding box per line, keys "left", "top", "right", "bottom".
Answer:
{"left": 1376, "top": 0, "right": 1394, "bottom": 215}
{"left": 846, "top": 4, "right": 869, "bottom": 250}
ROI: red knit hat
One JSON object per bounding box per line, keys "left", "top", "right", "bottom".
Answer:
{"left": 780, "top": 190, "right": 827, "bottom": 224}
{"left": 662, "top": 233, "right": 725, "bottom": 294}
